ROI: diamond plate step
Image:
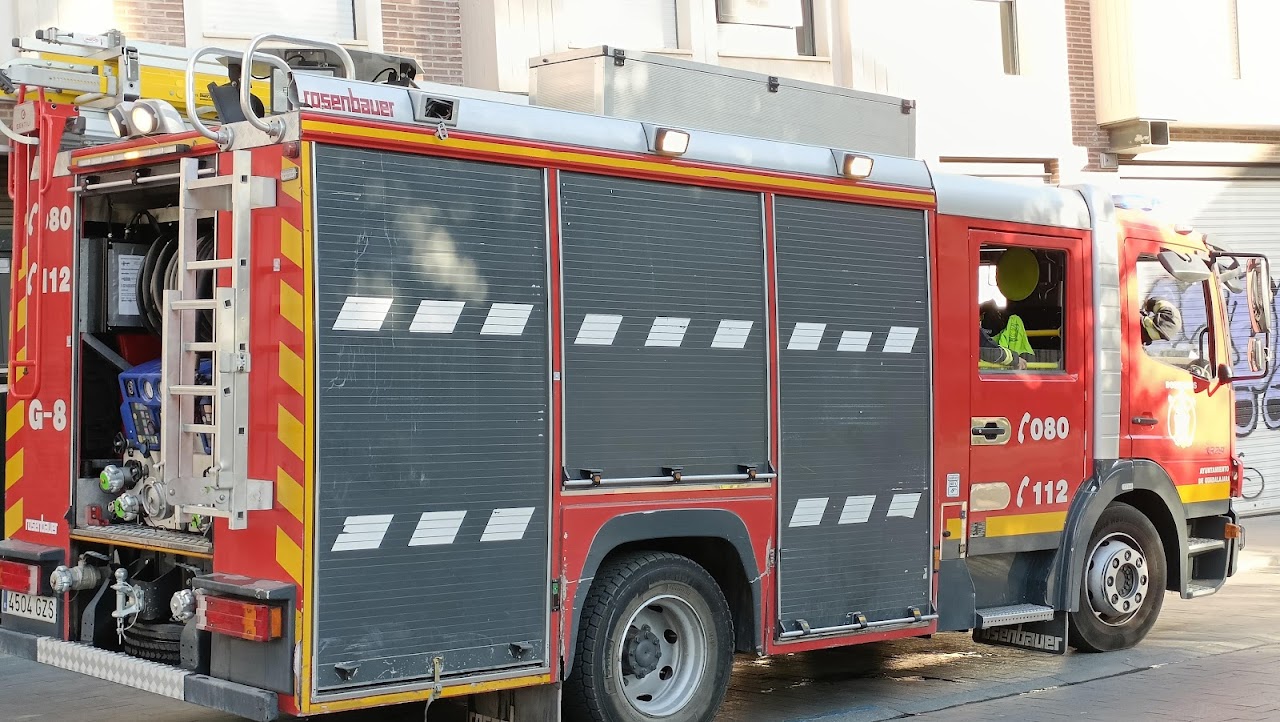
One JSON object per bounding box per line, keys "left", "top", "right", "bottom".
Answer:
{"left": 71, "top": 523, "right": 212, "bottom": 556}
{"left": 976, "top": 604, "right": 1056, "bottom": 629}
{"left": 1187, "top": 537, "right": 1225, "bottom": 555}
{"left": 1186, "top": 581, "right": 1219, "bottom": 598}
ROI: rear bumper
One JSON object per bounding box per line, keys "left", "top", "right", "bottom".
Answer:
{"left": 0, "top": 626, "right": 278, "bottom": 721}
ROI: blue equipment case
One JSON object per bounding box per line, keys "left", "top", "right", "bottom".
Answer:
{"left": 119, "top": 358, "right": 213, "bottom": 453}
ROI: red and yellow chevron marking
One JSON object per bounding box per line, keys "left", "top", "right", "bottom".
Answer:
{"left": 4, "top": 245, "right": 29, "bottom": 539}
{"left": 274, "top": 153, "right": 308, "bottom": 588}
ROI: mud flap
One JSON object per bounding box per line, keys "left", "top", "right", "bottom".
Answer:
{"left": 973, "top": 612, "right": 1069, "bottom": 655}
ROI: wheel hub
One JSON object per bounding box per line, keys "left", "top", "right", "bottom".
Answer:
{"left": 623, "top": 624, "right": 663, "bottom": 678}
{"left": 1086, "top": 534, "right": 1149, "bottom": 623}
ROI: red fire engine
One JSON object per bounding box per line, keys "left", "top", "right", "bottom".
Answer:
{"left": 0, "top": 29, "right": 1271, "bottom": 722}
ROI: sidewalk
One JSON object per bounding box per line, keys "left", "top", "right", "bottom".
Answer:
{"left": 912, "top": 644, "right": 1280, "bottom": 721}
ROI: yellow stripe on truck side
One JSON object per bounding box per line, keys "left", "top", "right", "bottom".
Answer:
{"left": 1178, "top": 482, "right": 1230, "bottom": 504}
{"left": 982, "top": 511, "right": 1068, "bottom": 538}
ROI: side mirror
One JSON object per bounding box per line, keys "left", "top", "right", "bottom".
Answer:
{"left": 1159, "top": 250, "right": 1212, "bottom": 284}
{"left": 1218, "top": 363, "right": 1233, "bottom": 384}
{"left": 1249, "top": 336, "right": 1271, "bottom": 375}
{"left": 1247, "top": 258, "right": 1273, "bottom": 335}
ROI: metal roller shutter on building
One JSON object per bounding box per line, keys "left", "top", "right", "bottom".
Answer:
{"left": 1118, "top": 169, "right": 1280, "bottom": 515}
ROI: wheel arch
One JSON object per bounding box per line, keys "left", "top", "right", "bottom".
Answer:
{"left": 1047, "top": 459, "right": 1188, "bottom": 610}
{"left": 567, "top": 509, "right": 762, "bottom": 671}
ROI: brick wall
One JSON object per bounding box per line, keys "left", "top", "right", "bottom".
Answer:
{"left": 382, "top": 0, "right": 463, "bottom": 85}
{"left": 1064, "top": 0, "right": 1111, "bottom": 174}
{"left": 1169, "top": 129, "right": 1280, "bottom": 144}
{"left": 113, "top": 0, "right": 186, "bottom": 46}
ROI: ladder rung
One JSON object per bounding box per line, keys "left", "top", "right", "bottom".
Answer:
{"left": 187, "top": 175, "right": 236, "bottom": 190}
{"left": 183, "top": 342, "right": 218, "bottom": 353}
{"left": 171, "top": 299, "right": 218, "bottom": 311}
{"left": 186, "top": 258, "right": 235, "bottom": 271}
{"left": 182, "top": 424, "right": 218, "bottom": 435}
{"left": 170, "top": 385, "right": 217, "bottom": 396}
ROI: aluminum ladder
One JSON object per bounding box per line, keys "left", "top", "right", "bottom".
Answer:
{"left": 159, "top": 152, "right": 275, "bottom": 530}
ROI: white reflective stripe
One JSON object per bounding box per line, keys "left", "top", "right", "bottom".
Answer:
{"left": 480, "top": 507, "right": 536, "bottom": 542}
{"left": 575, "top": 314, "right": 624, "bottom": 345}
{"left": 887, "top": 492, "right": 922, "bottom": 518}
{"left": 837, "top": 330, "right": 872, "bottom": 352}
{"left": 481, "top": 303, "right": 535, "bottom": 336}
{"left": 333, "top": 296, "right": 394, "bottom": 331}
{"left": 883, "top": 326, "right": 919, "bottom": 353}
{"left": 332, "top": 514, "right": 394, "bottom": 551}
{"left": 645, "top": 317, "right": 691, "bottom": 347}
{"left": 838, "top": 495, "right": 877, "bottom": 524}
{"left": 711, "top": 319, "right": 754, "bottom": 349}
{"left": 787, "top": 322, "right": 826, "bottom": 351}
{"left": 788, "top": 497, "right": 829, "bottom": 527}
{"left": 409, "top": 300, "right": 465, "bottom": 333}
{"left": 408, "top": 510, "right": 467, "bottom": 546}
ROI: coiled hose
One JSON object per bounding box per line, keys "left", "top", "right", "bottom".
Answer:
{"left": 131, "top": 210, "right": 215, "bottom": 341}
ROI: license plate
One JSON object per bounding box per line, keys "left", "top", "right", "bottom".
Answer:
{"left": 1, "top": 590, "right": 58, "bottom": 624}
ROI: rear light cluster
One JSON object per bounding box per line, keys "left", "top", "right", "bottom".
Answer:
{"left": 0, "top": 560, "right": 40, "bottom": 595}
{"left": 1230, "top": 455, "right": 1243, "bottom": 498}
{"left": 194, "top": 590, "right": 283, "bottom": 642}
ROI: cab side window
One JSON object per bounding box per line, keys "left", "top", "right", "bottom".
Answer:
{"left": 977, "top": 245, "right": 1067, "bottom": 373}
{"left": 1135, "top": 256, "right": 1212, "bottom": 372}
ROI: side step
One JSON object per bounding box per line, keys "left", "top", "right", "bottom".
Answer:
{"left": 1187, "top": 537, "right": 1226, "bottom": 556}
{"left": 975, "top": 604, "right": 1056, "bottom": 629}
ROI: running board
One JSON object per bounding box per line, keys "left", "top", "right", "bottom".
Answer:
{"left": 975, "top": 604, "right": 1056, "bottom": 629}
{"left": 1187, "top": 537, "right": 1226, "bottom": 556}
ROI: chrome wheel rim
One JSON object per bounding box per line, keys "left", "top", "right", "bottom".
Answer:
{"left": 1085, "top": 532, "right": 1150, "bottom": 626}
{"left": 615, "top": 593, "right": 708, "bottom": 717}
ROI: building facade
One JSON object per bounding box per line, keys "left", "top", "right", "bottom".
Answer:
{"left": 2, "top": 0, "right": 1277, "bottom": 512}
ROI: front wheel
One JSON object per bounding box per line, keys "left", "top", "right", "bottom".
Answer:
{"left": 1068, "top": 502, "right": 1167, "bottom": 652}
{"left": 564, "top": 551, "right": 733, "bottom": 722}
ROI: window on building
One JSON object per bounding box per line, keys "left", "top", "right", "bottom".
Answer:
{"left": 965, "top": 1, "right": 1020, "bottom": 75}
{"left": 566, "top": 0, "right": 681, "bottom": 51}
{"left": 196, "top": 1, "right": 358, "bottom": 42}
{"left": 1228, "top": 0, "right": 1242, "bottom": 78}
{"left": 978, "top": 246, "right": 1066, "bottom": 373}
{"left": 715, "top": 0, "right": 817, "bottom": 57}
{"left": 1136, "top": 257, "right": 1214, "bottom": 373}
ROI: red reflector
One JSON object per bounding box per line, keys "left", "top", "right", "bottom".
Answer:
{"left": 1230, "top": 455, "right": 1244, "bottom": 498}
{"left": 194, "top": 591, "right": 282, "bottom": 642}
{"left": 0, "top": 560, "right": 40, "bottom": 595}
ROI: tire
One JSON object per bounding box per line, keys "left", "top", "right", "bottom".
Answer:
{"left": 123, "top": 621, "right": 183, "bottom": 664}
{"left": 564, "top": 552, "right": 734, "bottom": 722}
{"left": 1068, "top": 502, "right": 1167, "bottom": 652}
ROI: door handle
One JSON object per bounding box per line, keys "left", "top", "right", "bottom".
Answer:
{"left": 1132, "top": 415, "right": 1159, "bottom": 426}
{"left": 971, "top": 417, "right": 1011, "bottom": 445}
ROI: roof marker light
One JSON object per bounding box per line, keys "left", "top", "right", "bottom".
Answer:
{"left": 651, "top": 127, "right": 690, "bottom": 157}
{"left": 838, "top": 152, "right": 874, "bottom": 180}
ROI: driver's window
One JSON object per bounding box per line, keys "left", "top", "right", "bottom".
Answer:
{"left": 1136, "top": 255, "right": 1212, "bottom": 372}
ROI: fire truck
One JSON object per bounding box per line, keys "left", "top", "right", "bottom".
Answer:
{"left": 0, "top": 27, "right": 1271, "bottom": 722}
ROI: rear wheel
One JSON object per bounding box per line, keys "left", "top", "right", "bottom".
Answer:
{"left": 1068, "top": 502, "right": 1166, "bottom": 652}
{"left": 564, "top": 551, "right": 733, "bottom": 722}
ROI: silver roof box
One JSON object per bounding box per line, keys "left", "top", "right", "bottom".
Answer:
{"left": 529, "top": 46, "right": 915, "bottom": 158}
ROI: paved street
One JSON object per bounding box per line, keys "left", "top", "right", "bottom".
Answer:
{"left": 2, "top": 515, "right": 1277, "bottom": 722}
